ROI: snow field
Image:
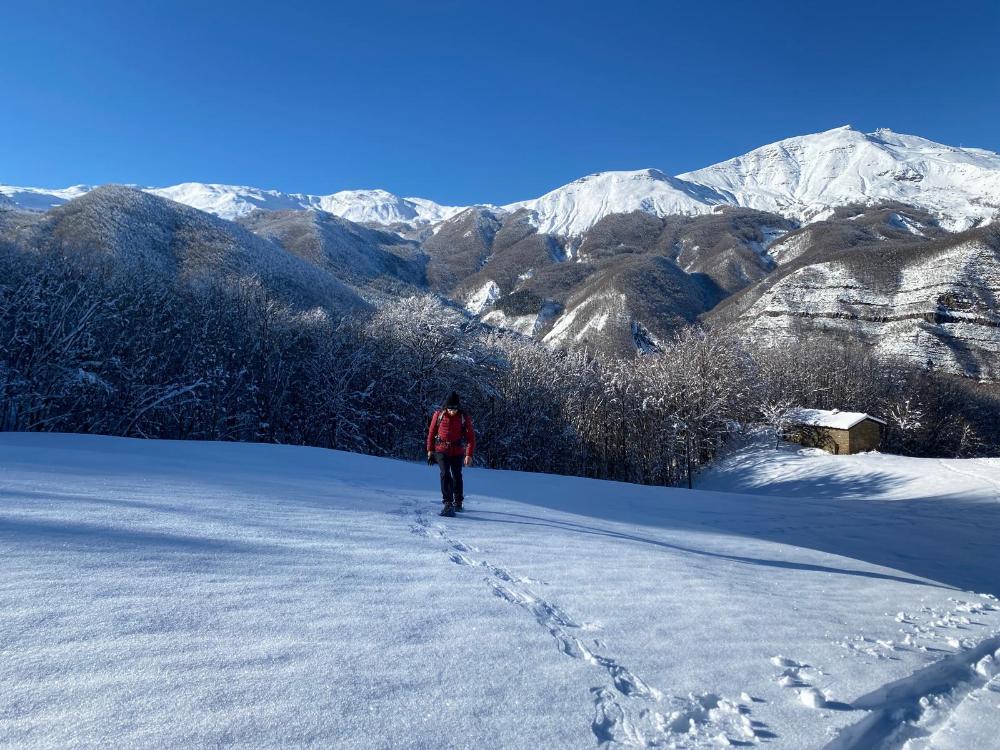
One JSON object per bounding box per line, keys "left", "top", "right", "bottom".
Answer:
{"left": 2, "top": 433, "right": 1000, "bottom": 748}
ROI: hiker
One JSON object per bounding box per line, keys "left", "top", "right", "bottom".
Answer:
{"left": 426, "top": 391, "right": 475, "bottom": 517}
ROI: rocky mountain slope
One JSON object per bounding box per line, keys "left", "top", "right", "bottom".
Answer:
{"left": 236, "top": 209, "right": 425, "bottom": 296}
{"left": 8, "top": 184, "right": 993, "bottom": 373}
{"left": 3, "top": 125, "right": 1000, "bottom": 373}
{"left": 427, "top": 206, "right": 793, "bottom": 356}
{"left": 707, "top": 207, "right": 1000, "bottom": 379}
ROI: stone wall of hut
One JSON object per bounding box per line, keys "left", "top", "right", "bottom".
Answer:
{"left": 848, "top": 420, "right": 882, "bottom": 453}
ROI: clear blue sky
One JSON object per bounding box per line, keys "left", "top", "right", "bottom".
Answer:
{"left": 3, "top": 0, "right": 998, "bottom": 205}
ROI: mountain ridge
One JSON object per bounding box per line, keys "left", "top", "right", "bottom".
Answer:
{"left": 4, "top": 126, "right": 998, "bottom": 234}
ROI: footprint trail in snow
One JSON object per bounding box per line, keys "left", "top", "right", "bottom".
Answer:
{"left": 399, "top": 496, "right": 765, "bottom": 748}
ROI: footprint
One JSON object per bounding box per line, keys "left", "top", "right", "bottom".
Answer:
{"left": 488, "top": 580, "right": 530, "bottom": 608}
{"left": 488, "top": 565, "right": 520, "bottom": 583}
{"left": 448, "top": 551, "right": 476, "bottom": 566}
{"left": 799, "top": 687, "right": 828, "bottom": 709}
{"left": 777, "top": 670, "right": 808, "bottom": 688}
{"left": 481, "top": 561, "right": 544, "bottom": 586}
{"left": 662, "top": 693, "right": 759, "bottom": 744}
{"left": 599, "top": 658, "right": 663, "bottom": 701}
{"left": 408, "top": 513, "right": 446, "bottom": 539}
{"left": 770, "top": 655, "right": 808, "bottom": 669}
{"left": 591, "top": 688, "right": 638, "bottom": 747}
{"left": 556, "top": 633, "right": 594, "bottom": 661}
{"left": 530, "top": 598, "right": 581, "bottom": 630}
{"left": 773, "top": 655, "right": 825, "bottom": 699}
{"left": 974, "top": 650, "right": 1000, "bottom": 679}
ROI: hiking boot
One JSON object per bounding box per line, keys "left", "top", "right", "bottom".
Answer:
{"left": 454, "top": 500, "right": 464, "bottom": 512}
{"left": 440, "top": 502, "right": 456, "bottom": 517}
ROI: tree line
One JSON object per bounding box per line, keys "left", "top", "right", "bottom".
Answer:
{"left": 1, "top": 246, "right": 995, "bottom": 489}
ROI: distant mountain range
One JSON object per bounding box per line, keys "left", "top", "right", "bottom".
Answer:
{"left": 0, "top": 182, "right": 463, "bottom": 227}
{"left": 5, "top": 126, "right": 1000, "bottom": 233}
{"left": 3, "top": 126, "right": 999, "bottom": 379}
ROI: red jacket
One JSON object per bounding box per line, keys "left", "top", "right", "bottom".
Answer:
{"left": 426, "top": 409, "right": 475, "bottom": 458}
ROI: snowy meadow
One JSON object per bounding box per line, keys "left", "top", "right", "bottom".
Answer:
{"left": 2, "top": 432, "right": 998, "bottom": 749}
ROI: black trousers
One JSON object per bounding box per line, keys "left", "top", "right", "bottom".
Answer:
{"left": 435, "top": 453, "right": 464, "bottom": 503}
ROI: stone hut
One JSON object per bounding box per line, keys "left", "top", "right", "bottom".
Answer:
{"left": 784, "top": 408, "right": 886, "bottom": 455}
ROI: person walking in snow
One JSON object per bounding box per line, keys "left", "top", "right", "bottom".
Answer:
{"left": 426, "top": 391, "right": 475, "bottom": 517}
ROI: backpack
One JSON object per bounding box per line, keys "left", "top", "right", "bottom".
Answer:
{"left": 431, "top": 409, "right": 469, "bottom": 448}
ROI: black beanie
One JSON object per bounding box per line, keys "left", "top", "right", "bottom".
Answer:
{"left": 445, "top": 391, "right": 461, "bottom": 408}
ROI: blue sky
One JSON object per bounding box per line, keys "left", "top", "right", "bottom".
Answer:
{"left": 2, "top": 0, "right": 998, "bottom": 205}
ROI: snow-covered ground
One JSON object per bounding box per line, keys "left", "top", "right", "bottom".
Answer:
{"left": 2, "top": 433, "right": 999, "bottom": 749}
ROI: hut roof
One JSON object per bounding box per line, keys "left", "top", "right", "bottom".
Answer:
{"left": 787, "top": 408, "right": 886, "bottom": 430}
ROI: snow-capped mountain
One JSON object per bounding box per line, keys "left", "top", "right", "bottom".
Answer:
{"left": 146, "top": 183, "right": 318, "bottom": 220}
{"left": 4, "top": 126, "right": 999, "bottom": 236}
{"left": 149, "top": 184, "right": 466, "bottom": 225}
{"left": 502, "top": 168, "right": 728, "bottom": 237}
{"left": 504, "top": 127, "right": 1000, "bottom": 237}
{"left": 0, "top": 182, "right": 463, "bottom": 227}
{"left": 312, "top": 190, "right": 465, "bottom": 226}
{"left": 680, "top": 126, "right": 1000, "bottom": 231}
{"left": 0, "top": 184, "right": 92, "bottom": 212}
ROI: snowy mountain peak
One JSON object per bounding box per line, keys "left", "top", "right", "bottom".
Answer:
{"left": 504, "top": 168, "right": 728, "bottom": 237}
{"left": 504, "top": 127, "right": 1000, "bottom": 236}
{"left": 148, "top": 183, "right": 464, "bottom": 225}
{"left": 313, "top": 188, "right": 464, "bottom": 226}
{"left": 149, "top": 183, "right": 307, "bottom": 220}
{"left": 680, "top": 127, "right": 1000, "bottom": 230}
{"left": 574, "top": 167, "right": 668, "bottom": 183}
